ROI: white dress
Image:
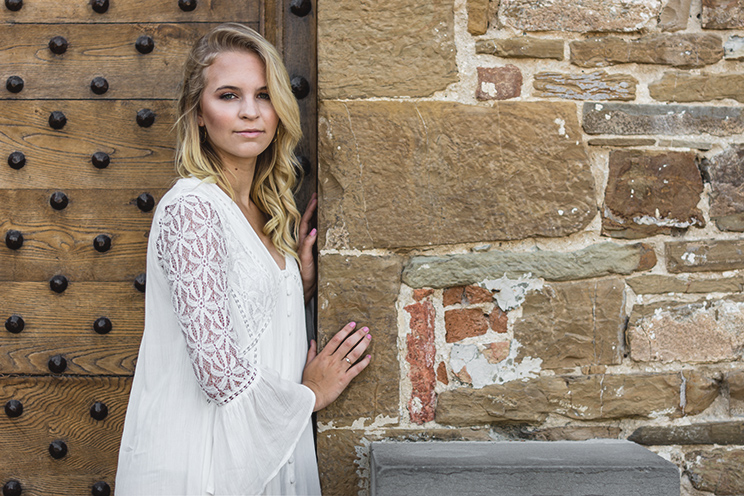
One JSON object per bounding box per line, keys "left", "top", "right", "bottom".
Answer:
{"left": 115, "top": 177, "right": 321, "bottom": 496}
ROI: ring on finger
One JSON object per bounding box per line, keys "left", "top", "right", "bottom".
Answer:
{"left": 344, "top": 357, "right": 352, "bottom": 365}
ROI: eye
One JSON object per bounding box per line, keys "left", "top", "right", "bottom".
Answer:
{"left": 257, "top": 92, "right": 271, "bottom": 101}
{"left": 219, "top": 92, "right": 238, "bottom": 100}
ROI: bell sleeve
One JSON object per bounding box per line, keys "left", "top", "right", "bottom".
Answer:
{"left": 155, "top": 193, "right": 316, "bottom": 494}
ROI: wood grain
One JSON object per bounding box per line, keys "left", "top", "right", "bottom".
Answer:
{"left": 0, "top": 23, "right": 257, "bottom": 99}
{"left": 0, "top": 0, "right": 259, "bottom": 24}
{"left": 0, "top": 376, "right": 131, "bottom": 495}
{"left": 0, "top": 100, "right": 176, "bottom": 189}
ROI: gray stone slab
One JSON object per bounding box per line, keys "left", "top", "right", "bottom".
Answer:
{"left": 370, "top": 440, "right": 679, "bottom": 496}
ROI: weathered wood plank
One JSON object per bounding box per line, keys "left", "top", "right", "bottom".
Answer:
{"left": 0, "top": 23, "right": 259, "bottom": 99}
{"left": 0, "top": 376, "right": 131, "bottom": 495}
{"left": 0, "top": 100, "right": 176, "bottom": 189}
{"left": 0, "top": 0, "right": 259, "bottom": 24}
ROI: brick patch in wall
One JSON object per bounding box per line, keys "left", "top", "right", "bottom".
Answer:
{"left": 704, "top": 145, "right": 744, "bottom": 232}
{"left": 450, "top": 340, "right": 541, "bottom": 389}
{"left": 628, "top": 299, "right": 744, "bottom": 363}
{"left": 570, "top": 34, "right": 722, "bottom": 68}
{"left": 533, "top": 71, "right": 637, "bottom": 101}
{"left": 582, "top": 103, "right": 744, "bottom": 136}
{"left": 649, "top": 71, "right": 744, "bottom": 103}
{"left": 602, "top": 150, "right": 704, "bottom": 238}
{"left": 701, "top": 0, "right": 744, "bottom": 29}
{"left": 404, "top": 298, "right": 437, "bottom": 424}
{"left": 666, "top": 239, "right": 744, "bottom": 273}
{"left": 475, "top": 37, "right": 564, "bottom": 60}
{"left": 684, "top": 448, "right": 744, "bottom": 494}
{"left": 475, "top": 65, "right": 522, "bottom": 101}
{"left": 445, "top": 308, "right": 489, "bottom": 342}
{"left": 498, "top": 0, "right": 661, "bottom": 32}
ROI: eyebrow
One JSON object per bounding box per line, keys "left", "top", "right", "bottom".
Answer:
{"left": 214, "top": 85, "right": 269, "bottom": 92}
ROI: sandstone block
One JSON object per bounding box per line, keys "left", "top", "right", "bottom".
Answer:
{"left": 685, "top": 448, "right": 744, "bottom": 495}
{"left": 702, "top": 0, "right": 744, "bottom": 29}
{"left": 659, "top": 0, "right": 692, "bottom": 31}
{"left": 570, "top": 34, "right": 722, "bottom": 68}
{"left": 317, "top": 254, "right": 403, "bottom": 426}
{"left": 627, "top": 274, "right": 744, "bottom": 294}
{"left": 521, "top": 426, "right": 622, "bottom": 441}
{"left": 467, "top": 0, "right": 489, "bottom": 35}
{"left": 630, "top": 421, "right": 744, "bottom": 445}
{"left": 705, "top": 145, "right": 744, "bottom": 231}
{"left": 498, "top": 0, "right": 661, "bottom": 32}
{"left": 445, "top": 308, "right": 489, "bottom": 343}
{"left": 729, "top": 370, "right": 744, "bottom": 416}
{"left": 436, "top": 371, "right": 717, "bottom": 425}
{"left": 475, "top": 37, "right": 564, "bottom": 59}
{"left": 319, "top": 101, "right": 595, "bottom": 249}
{"left": 725, "top": 35, "right": 744, "bottom": 60}
{"left": 476, "top": 65, "right": 522, "bottom": 100}
{"left": 513, "top": 278, "right": 625, "bottom": 369}
{"left": 628, "top": 299, "right": 744, "bottom": 363}
{"left": 588, "top": 138, "right": 656, "bottom": 147}
{"left": 650, "top": 71, "right": 744, "bottom": 103}
{"left": 656, "top": 139, "right": 712, "bottom": 150}
{"left": 666, "top": 239, "right": 744, "bottom": 273}
{"left": 318, "top": 0, "right": 457, "bottom": 99}
{"left": 533, "top": 71, "right": 636, "bottom": 101}
{"left": 403, "top": 242, "right": 656, "bottom": 288}
{"left": 582, "top": 103, "right": 744, "bottom": 137}
{"left": 405, "top": 299, "right": 436, "bottom": 424}
{"left": 602, "top": 150, "right": 704, "bottom": 238}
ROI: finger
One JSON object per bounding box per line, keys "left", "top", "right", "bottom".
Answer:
{"left": 346, "top": 353, "right": 372, "bottom": 378}
{"left": 334, "top": 326, "right": 369, "bottom": 358}
{"left": 301, "top": 228, "right": 317, "bottom": 256}
{"left": 299, "top": 195, "right": 318, "bottom": 238}
{"left": 324, "top": 322, "right": 357, "bottom": 353}
{"left": 344, "top": 332, "right": 372, "bottom": 363}
{"left": 306, "top": 339, "right": 317, "bottom": 363}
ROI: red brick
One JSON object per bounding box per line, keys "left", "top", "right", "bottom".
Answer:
{"left": 443, "top": 286, "right": 465, "bottom": 306}
{"left": 455, "top": 365, "right": 473, "bottom": 384}
{"left": 489, "top": 307, "right": 508, "bottom": 333}
{"left": 445, "top": 308, "right": 489, "bottom": 343}
{"left": 485, "top": 342, "right": 510, "bottom": 364}
{"left": 404, "top": 300, "right": 437, "bottom": 424}
{"left": 413, "top": 288, "right": 435, "bottom": 301}
{"left": 464, "top": 285, "right": 493, "bottom": 304}
{"left": 437, "top": 361, "right": 449, "bottom": 385}
{"left": 476, "top": 65, "right": 522, "bottom": 101}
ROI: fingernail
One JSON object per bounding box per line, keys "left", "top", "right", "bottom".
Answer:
{"left": 366, "top": 354, "right": 371, "bottom": 359}
{"left": 361, "top": 326, "right": 369, "bottom": 333}
{"left": 349, "top": 322, "right": 356, "bottom": 329}
{"left": 366, "top": 334, "right": 372, "bottom": 340}
{"left": 310, "top": 228, "right": 317, "bottom": 236}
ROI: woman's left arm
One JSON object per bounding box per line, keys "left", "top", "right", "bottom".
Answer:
{"left": 298, "top": 193, "right": 317, "bottom": 303}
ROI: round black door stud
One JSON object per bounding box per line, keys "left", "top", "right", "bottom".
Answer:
{"left": 90, "top": 77, "right": 109, "bottom": 95}
{"left": 6, "top": 75, "right": 23, "bottom": 93}
{"left": 2, "top": 479, "right": 22, "bottom": 496}
{"left": 4, "top": 0, "right": 22, "bottom": 11}
{"left": 91, "top": 0, "right": 109, "bottom": 13}
{"left": 290, "top": 76, "right": 310, "bottom": 99}
{"left": 134, "top": 273, "right": 146, "bottom": 293}
{"left": 93, "top": 317, "right": 112, "bottom": 335}
{"left": 50, "top": 191, "right": 69, "bottom": 210}
{"left": 178, "top": 0, "right": 196, "bottom": 11}
{"left": 296, "top": 155, "right": 312, "bottom": 176}
{"left": 48, "top": 111, "right": 67, "bottom": 130}
{"left": 93, "top": 234, "right": 111, "bottom": 253}
{"left": 136, "top": 108, "right": 155, "bottom": 128}
{"left": 91, "top": 152, "right": 110, "bottom": 169}
{"left": 4, "top": 400, "right": 23, "bottom": 418}
{"left": 90, "top": 402, "right": 109, "bottom": 421}
{"left": 48, "top": 36, "right": 68, "bottom": 55}
{"left": 5, "top": 230, "right": 23, "bottom": 250}
{"left": 48, "top": 440, "right": 68, "bottom": 459}
{"left": 135, "top": 35, "right": 154, "bottom": 54}
{"left": 49, "top": 275, "right": 68, "bottom": 293}
{"left": 137, "top": 192, "right": 155, "bottom": 212}
{"left": 289, "top": 0, "right": 312, "bottom": 16}
{"left": 48, "top": 355, "right": 67, "bottom": 374}
{"left": 8, "top": 151, "right": 25, "bottom": 170}
{"left": 91, "top": 481, "right": 111, "bottom": 496}
{"left": 5, "top": 315, "right": 24, "bottom": 334}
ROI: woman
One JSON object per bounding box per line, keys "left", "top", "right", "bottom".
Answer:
{"left": 115, "top": 23, "right": 371, "bottom": 495}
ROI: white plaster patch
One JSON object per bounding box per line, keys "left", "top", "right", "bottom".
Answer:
{"left": 554, "top": 117, "right": 566, "bottom": 137}
{"left": 481, "top": 81, "right": 497, "bottom": 98}
{"left": 632, "top": 215, "right": 700, "bottom": 228}
{"left": 480, "top": 274, "right": 544, "bottom": 311}
{"left": 449, "top": 340, "right": 542, "bottom": 389}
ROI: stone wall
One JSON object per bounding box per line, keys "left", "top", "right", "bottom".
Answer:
{"left": 316, "top": 0, "right": 744, "bottom": 494}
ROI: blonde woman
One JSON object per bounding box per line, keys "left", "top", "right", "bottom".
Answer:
{"left": 115, "top": 23, "right": 371, "bottom": 495}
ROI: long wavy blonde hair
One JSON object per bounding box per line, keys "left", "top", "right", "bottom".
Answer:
{"left": 175, "top": 23, "right": 303, "bottom": 261}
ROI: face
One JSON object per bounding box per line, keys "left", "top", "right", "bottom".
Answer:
{"left": 198, "top": 50, "right": 279, "bottom": 169}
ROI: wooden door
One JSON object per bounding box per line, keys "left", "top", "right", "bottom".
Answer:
{"left": 0, "top": 2, "right": 316, "bottom": 494}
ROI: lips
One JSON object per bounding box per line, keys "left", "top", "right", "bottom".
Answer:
{"left": 236, "top": 129, "right": 264, "bottom": 137}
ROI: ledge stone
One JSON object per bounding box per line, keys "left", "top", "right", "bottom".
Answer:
{"left": 650, "top": 71, "right": 744, "bottom": 103}
{"left": 630, "top": 421, "right": 744, "bottom": 445}
{"left": 475, "top": 37, "right": 564, "bottom": 59}
{"left": 533, "top": 71, "right": 636, "bottom": 101}
{"left": 666, "top": 239, "right": 744, "bottom": 272}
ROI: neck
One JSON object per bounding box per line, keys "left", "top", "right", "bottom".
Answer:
{"left": 222, "top": 155, "right": 257, "bottom": 208}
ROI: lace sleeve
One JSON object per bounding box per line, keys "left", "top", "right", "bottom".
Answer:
{"left": 156, "top": 194, "right": 258, "bottom": 406}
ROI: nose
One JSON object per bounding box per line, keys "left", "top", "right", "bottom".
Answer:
{"left": 239, "top": 97, "right": 260, "bottom": 120}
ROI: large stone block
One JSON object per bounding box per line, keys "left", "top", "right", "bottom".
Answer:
{"left": 317, "top": 0, "right": 457, "bottom": 99}
{"left": 498, "top": 0, "right": 660, "bottom": 32}
{"left": 630, "top": 421, "right": 744, "bottom": 445}
{"left": 570, "top": 34, "right": 722, "bottom": 68}
{"left": 467, "top": 0, "right": 490, "bottom": 35}
{"left": 533, "top": 71, "right": 636, "bottom": 101}
{"left": 658, "top": 0, "right": 692, "bottom": 31}
{"left": 317, "top": 254, "right": 403, "bottom": 426}
{"left": 628, "top": 299, "right": 744, "bottom": 363}
{"left": 685, "top": 448, "right": 744, "bottom": 495}
{"left": 729, "top": 371, "right": 744, "bottom": 416}
{"left": 666, "top": 239, "right": 744, "bottom": 272}
{"left": 582, "top": 103, "right": 744, "bottom": 136}
{"left": 702, "top": 0, "right": 744, "bottom": 29}
{"left": 705, "top": 145, "right": 744, "bottom": 231}
{"left": 513, "top": 278, "right": 625, "bottom": 369}
{"left": 627, "top": 274, "right": 744, "bottom": 294}
{"left": 436, "top": 371, "right": 718, "bottom": 424}
{"left": 603, "top": 150, "right": 704, "bottom": 238}
{"left": 403, "top": 242, "right": 656, "bottom": 288}
{"left": 650, "top": 72, "right": 744, "bottom": 103}
{"left": 475, "top": 37, "right": 564, "bottom": 59}
{"left": 319, "top": 101, "right": 595, "bottom": 249}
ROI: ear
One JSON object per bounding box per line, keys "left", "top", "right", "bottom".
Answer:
{"left": 197, "top": 113, "right": 204, "bottom": 127}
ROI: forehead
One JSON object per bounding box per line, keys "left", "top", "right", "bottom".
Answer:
{"left": 204, "top": 50, "right": 266, "bottom": 87}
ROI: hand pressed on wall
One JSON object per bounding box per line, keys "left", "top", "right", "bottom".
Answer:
{"left": 302, "top": 322, "right": 372, "bottom": 412}
{"left": 298, "top": 192, "right": 318, "bottom": 303}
